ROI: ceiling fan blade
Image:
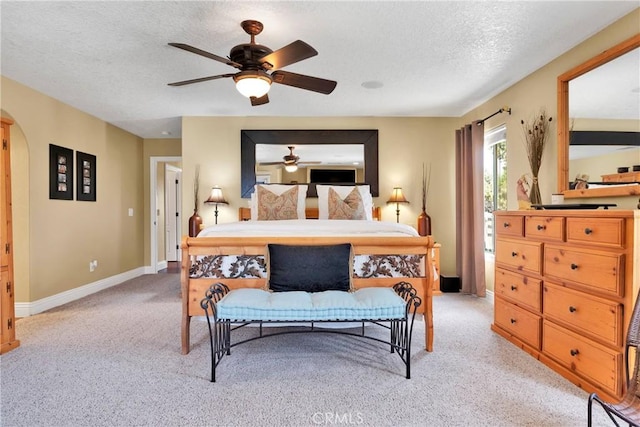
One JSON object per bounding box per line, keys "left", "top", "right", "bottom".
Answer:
{"left": 271, "top": 70, "right": 337, "bottom": 94}
{"left": 250, "top": 94, "right": 269, "bottom": 106}
{"left": 258, "top": 40, "right": 317, "bottom": 70}
{"left": 167, "top": 73, "right": 235, "bottom": 87}
{"left": 168, "top": 43, "right": 243, "bottom": 69}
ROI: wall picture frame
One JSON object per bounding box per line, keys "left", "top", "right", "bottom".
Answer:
{"left": 49, "top": 144, "right": 73, "bottom": 200}
{"left": 76, "top": 151, "right": 96, "bottom": 201}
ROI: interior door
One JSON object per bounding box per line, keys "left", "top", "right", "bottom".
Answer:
{"left": 165, "top": 165, "right": 181, "bottom": 262}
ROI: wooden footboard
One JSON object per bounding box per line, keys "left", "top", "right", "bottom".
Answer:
{"left": 181, "top": 235, "right": 434, "bottom": 354}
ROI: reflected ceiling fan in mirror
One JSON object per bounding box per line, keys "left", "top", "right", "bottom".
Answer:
{"left": 260, "top": 146, "right": 321, "bottom": 172}
{"left": 167, "top": 20, "right": 337, "bottom": 106}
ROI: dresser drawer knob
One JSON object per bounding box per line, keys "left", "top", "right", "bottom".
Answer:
{"left": 569, "top": 306, "right": 577, "bottom": 313}
{"left": 511, "top": 251, "right": 518, "bottom": 257}
{"left": 570, "top": 349, "right": 579, "bottom": 357}
{"left": 537, "top": 224, "right": 546, "bottom": 231}
{"left": 510, "top": 285, "right": 517, "bottom": 291}
{"left": 570, "top": 263, "right": 579, "bottom": 270}
{"left": 510, "top": 318, "right": 516, "bottom": 324}
{"left": 584, "top": 228, "right": 593, "bottom": 235}
{"left": 503, "top": 222, "right": 511, "bottom": 228}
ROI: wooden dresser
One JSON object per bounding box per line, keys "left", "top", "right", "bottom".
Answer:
{"left": 0, "top": 117, "right": 19, "bottom": 354}
{"left": 491, "top": 209, "right": 639, "bottom": 400}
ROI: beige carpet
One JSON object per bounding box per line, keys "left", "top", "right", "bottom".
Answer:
{"left": 0, "top": 273, "right": 612, "bottom": 426}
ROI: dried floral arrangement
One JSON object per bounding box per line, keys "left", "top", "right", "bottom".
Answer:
{"left": 421, "top": 163, "right": 431, "bottom": 212}
{"left": 193, "top": 164, "right": 200, "bottom": 212}
{"left": 521, "top": 109, "right": 553, "bottom": 204}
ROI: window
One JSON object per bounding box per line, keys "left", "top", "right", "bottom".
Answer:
{"left": 484, "top": 125, "right": 507, "bottom": 253}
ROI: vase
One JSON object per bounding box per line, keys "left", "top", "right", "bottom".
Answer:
{"left": 529, "top": 176, "right": 542, "bottom": 205}
{"left": 417, "top": 209, "right": 431, "bottom": 236}
{"left": 188, "top": 210, "right": 202, "bottom": 237}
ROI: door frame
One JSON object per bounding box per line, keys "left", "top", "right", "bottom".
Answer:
{"left": 164, "top": 164, "right": 182, "bottom": 263}
{"left": 150, "top": 156, "right": 181, "bottom": 273}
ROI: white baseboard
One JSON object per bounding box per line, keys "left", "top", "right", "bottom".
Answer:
{"left": 15, "top": 267, "right": 147, "bottom": 317}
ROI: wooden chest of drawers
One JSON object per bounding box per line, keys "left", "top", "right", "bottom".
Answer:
{"left": 491, "top": 210, "right": 639, "bottom": 400}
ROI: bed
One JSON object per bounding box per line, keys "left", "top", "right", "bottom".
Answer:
{"left": 180, "top": 184, "right": 435, "bottom": 355}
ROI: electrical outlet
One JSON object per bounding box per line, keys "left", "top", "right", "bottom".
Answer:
{"left": 89, "top": 260, "right": 98, "bottom": 272}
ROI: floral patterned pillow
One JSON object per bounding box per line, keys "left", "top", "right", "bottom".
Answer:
{"left": 257, "top": 185, "right": 300, "bottom": 220}
{"left": 328, "top": 187, "right": 366, "bottom": 220}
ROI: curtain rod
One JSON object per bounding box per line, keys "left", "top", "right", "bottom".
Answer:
{"left": 477, "top": 106, "right": 511, "bottom": 125}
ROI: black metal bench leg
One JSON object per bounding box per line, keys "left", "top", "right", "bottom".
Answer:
{"left": 390, "top": 321, "right": 395, "bottom": 353}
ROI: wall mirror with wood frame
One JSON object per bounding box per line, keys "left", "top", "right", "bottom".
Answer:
{"left": 557, "top": 34, "right": 640, "bottom": 199}
{"left": 240, "top": 129, "right": 379, "bottom": 198}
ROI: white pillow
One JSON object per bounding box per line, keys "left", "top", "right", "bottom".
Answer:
{"left": 251, "top": 184, "right": 307, "bottom": 220}
{"left": 317, "top": 185, "right": 373, "bottom": 220}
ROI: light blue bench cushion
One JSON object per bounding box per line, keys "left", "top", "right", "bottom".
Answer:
{"left": 216, "top": 287, "right": 406, "bottom": 321}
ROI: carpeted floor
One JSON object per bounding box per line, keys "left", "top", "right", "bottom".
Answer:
{"left": 0, "top": 273, "right": 612, "bottom": 426}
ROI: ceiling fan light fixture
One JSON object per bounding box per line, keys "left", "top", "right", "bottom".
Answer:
{"left": 234, "top": 71, "right": 272, "bottom": 98}
{"left": 284, "top": 164, "right": 298, "bottom": 173}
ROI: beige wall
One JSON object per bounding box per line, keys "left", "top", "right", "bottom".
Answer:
{"left": 1, "top": 77, "right": 145, "bottom": 302}
{"left": 182, "top": 116, "right": 459, "bottom": 275}
{"left": 460, "top": 8, "right": 640, "bottom": 210}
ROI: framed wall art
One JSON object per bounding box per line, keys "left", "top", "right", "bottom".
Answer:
{"left": 49, "top": 144, "right": 73, "bottom": 200}
{"left": 76, "top": 151, "right": 96, "bottom": 201}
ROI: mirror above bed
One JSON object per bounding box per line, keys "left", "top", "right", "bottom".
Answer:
{"left": 241, "top": 130, "right": 379, "bottom": 198}
{"left": 557, "top": 34, "right": 640, "bottom": 198}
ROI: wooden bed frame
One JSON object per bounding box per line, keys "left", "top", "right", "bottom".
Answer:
{"left": 180, "top": 212, "right": 434, "bottom": 355}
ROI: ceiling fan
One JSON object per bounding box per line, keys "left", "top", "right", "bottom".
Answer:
{"left": 260, "top": 146, "right": 321, "bottom": 172}
{"left": 167, "top": 20, "right": 337, "bottom": 106}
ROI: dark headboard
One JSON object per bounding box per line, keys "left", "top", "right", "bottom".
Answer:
{"left": 240, "top": 129, "right": 379, "bottom": 198}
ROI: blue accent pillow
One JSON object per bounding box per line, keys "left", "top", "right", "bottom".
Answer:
{"left": 267, "top": 243, "right": 353, "bottom": 292}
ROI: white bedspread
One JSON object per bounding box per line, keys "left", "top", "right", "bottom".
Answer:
{"left": 198, "top": 220, "right": 419, "bottom": 237}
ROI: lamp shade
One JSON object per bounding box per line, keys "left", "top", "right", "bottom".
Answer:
{"left": 204, "top": 186, "right": 228, "bottom": 205}
{"left": 387, "top": 187, "right": 409, "bottom": 204}
{"left": 234, "top": 71, "right": 272, "bottom": 98}
{"left": 284, "top": 163, "right": 298, "bottom": 173}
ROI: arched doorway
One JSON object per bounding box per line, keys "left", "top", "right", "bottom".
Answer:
{"left": 0, "top": 111, "right": 30, "bottom": 316}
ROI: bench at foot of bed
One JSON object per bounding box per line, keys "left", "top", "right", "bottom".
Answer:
{"left": 200, "top": 281, "right": 422, "bottom": 382}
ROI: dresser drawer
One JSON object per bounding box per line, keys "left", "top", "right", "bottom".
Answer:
{"left": 525, "top": 216, "right": 564, "bottom": 242}
{"left": 566, "top": 218, "right": 625, "bottom": 249}
{"left": 496, "top": 238, "right": 542, "bottom": 275}
{"left": 494, "top": 214, "right": 524, "bottom": 238}
{"left": 495, "top": 268, "right": 541, "bottom": 312}
{"left": 543, "top": 282, "right": 622, "bottom": 347}
{"left": 544, "top": 245, "right": 624, "bottom": 296}
{"left": 543, "top": 321, "right": 621, "bottom": 396}
{"left": 495, "top": 299, "right": 541, "bottom": 349}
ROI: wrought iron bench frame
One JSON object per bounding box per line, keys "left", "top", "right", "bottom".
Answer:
{"left": 200, "top": 281, "right": 422, "bottom": 382}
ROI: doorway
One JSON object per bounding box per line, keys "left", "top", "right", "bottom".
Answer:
{"left": 149, "top": 156, "right": 181, "bottom": 273}
{"left": 165, "top": 165, "right": 181, "bottom": 263}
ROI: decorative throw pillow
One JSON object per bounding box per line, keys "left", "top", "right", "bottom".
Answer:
{"left": 266, "top": 243, "right": 354, "bottom": 292}
{"left": 317, "top": 185, "right": 373, "bottom": 220}
{"left": 257, "top": 186, "right": 299, "bottom": 220}
{"left": 251, "top": 184, "right": 307, "bottom": 220}
{"left": 328, "top": 187, "right": 367, "bottom": 220}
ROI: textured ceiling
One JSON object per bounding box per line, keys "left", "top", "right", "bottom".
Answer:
{"left": 1, "top": 1, "right": 638, "bottom": 139}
